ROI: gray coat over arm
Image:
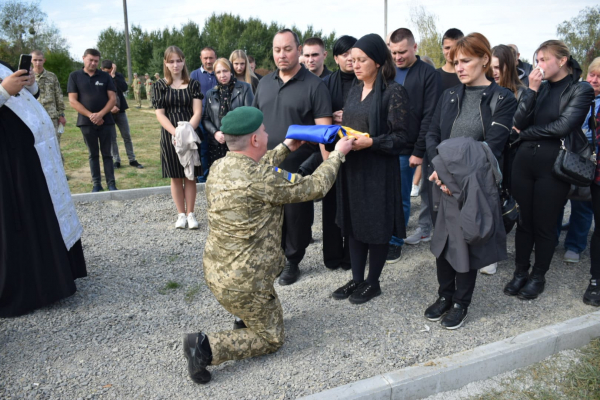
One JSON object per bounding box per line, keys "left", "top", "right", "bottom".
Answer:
{"left": 430, "top": 137, "right": 507, "bottom": 272}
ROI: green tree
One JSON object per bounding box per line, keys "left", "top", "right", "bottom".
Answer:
{"left": 97, "top": 27, "right": 127, "bottom": 74}
{"left": 43, "top": 51, "right": 77, "bottom": 95}
{"left": 130, "top": 25, "right": 153, "bottom": 77}
{"left": 0, "top": 0, "right": 69, "bottom": 67}
{"left": 410, "top": 5, "right": 444, "bottom": 68}
{"left": 557, "top": 5, "right": 600, "bottom": 77}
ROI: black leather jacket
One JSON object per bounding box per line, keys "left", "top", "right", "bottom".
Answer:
{"left": 513, "top": 70, "right": 595, "bottom": 151}
{"left": 426, "top": 81, "right": 518, "bottom": 162}
{"left": 201, "top": 80, "right": 254, "bottom": 144}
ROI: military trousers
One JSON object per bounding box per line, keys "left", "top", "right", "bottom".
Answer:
{"left": 133, "top": 90, "right": 141, "bottom": 107}
{"left": 206, "top": 281, "right": 285, "bottom": 366}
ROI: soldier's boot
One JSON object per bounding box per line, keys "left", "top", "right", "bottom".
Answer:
{"left": 183, "top": 332, "right": 212, "bottom": 384}
{"left": 233, "top": 317, "right": 246, "bottom": 330}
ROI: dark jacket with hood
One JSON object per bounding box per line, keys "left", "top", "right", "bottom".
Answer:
{"left": 201, "top": 80, "right": 254, "bottom": 145}
{"left": 426, "top": 81, "right": 518, "bottom": 165}
{"left": 430, "top": 137, "right": 507, "bottom": 272}
{"left": 513, "top": 58, "right": 595, "bottom": 154}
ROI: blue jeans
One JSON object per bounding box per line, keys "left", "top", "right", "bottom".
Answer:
{"left": 390, "top": 155, "right": 415, "bottom": 246}
{"left": 197, "top": 124, "right": 210, "bottom": 182}
{"left": 556, "top": 200, "right": 594, "bottom": 253}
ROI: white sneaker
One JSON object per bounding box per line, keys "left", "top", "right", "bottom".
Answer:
{"left": 480, "top": 263, "right": 497, "bottom": 275}
{"left": 411, "top": 184, "right": 420, "bottom": 197}
{"left": 187, "top": 212, "right": 199, "bottom": 230}
{"left": 404, "top": 227, "right": 431, "bottom": 245}
{"left": 175, "top": 213, "right": 187, "bottom": 229}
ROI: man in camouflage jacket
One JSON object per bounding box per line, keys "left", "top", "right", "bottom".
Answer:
{"left": 131, "top": 73, "right": 141, "bottom": 108}
{"left": 32, "top": 50, "right": 66, "bottom": 161}
{"left": 183, "top": 107, "right": 353, "bottom": 384}
{"left": 144, "top": 73, "right": 152, "bottom": 107}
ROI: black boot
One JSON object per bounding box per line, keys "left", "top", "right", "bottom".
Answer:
{"left": 278, "top": 261, "right": 300, "bottom": 286}
{"left": 583, "top": 279, "right": 600, "bottom": 307}
{"left": 503, "top": 266, "right": 530, "bottom": 296}
{"left": 183, "top": 332, "right": 212, "bottom": 384}
{"left": 518, "top": 269, "right": 546, "bottom": 300}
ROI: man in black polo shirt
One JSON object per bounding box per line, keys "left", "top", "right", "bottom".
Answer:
{"left": 253, "top": 28, "right": 332, "bottom": 285}
{"left": 68, "top": 48, "right": 117, "bottom": 192}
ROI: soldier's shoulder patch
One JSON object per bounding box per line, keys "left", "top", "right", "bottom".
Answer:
{"left": 272, "top": 166, "right": 299, "bottom": 183}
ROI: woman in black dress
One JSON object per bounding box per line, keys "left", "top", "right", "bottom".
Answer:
{"left": 0, "top": 61, "right": 87, "bottom": 318}
{"left": 504, "top": 40, "right": 594, "bottom": 300}
{"left": 331, "top": 34, "right": 409, "bottom": 304}
{"left": 153, "top": 46, "right": 203, "bottom": 230}
{"left": 201, "top": 58, "right": 254, "bottom": 170}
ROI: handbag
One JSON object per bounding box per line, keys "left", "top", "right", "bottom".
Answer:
{"left": 552, "top": 132, "right": 596, "bottom": 187}
{"left": 565, "top": 102, "right": 598, "bottom": 201}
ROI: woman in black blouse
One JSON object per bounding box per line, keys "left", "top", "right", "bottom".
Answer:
{"left": 330, "top": 34, "right": 409, "bottom": 304}
{"left": 153, "top": 46, "right": 203, "bottom": 229}
{"left": 504, "top": 40, "right": 594, "bottom": 300}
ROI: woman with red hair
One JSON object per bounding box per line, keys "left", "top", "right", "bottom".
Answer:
{"left": 425, "top": 33, "right": 517, "bottom": 329}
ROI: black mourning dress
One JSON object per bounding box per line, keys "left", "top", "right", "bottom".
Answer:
{"left": 0, "top": 95, "right": 87, "bottom": 318}
{"left": 335, "top": 80, "right": 409, "bottom": 244}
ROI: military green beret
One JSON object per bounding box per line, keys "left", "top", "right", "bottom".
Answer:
{"left": 220, "top": 107, "right": 264, "bottom": 136}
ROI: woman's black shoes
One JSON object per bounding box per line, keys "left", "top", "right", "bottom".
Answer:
{"left": 348, "top": 282, "right": 381, "bottom": 304}
{"left": 517, "top": 272, "right": 546, "bottom": 300}
{"left": 424, "top": 296, "right": 452, "bottom": 321}
{"left": 332, "top": 280, "right": 360, "bottom": 300}
{"left": 503, "top": 270, "right": 530, "bottom": 296}
{"left": 183, "top": 332, "right": 212, "bottom": 384}
{"left": 583, "top": 279, "right": 600, "bottom": 307}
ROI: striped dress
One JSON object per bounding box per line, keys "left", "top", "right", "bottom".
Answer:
{"left": 152, "top": 78, "right": 203, "bottom": 178}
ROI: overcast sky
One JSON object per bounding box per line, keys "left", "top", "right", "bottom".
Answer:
{"left": 41, "top": 0, "right": 596, "bottom": 65}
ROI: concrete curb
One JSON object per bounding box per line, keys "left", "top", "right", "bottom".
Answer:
{"left": 71, "top": 183, "right": 205, "bottom": 203}
{"left": 301, "top": 310, "right": 600, "bottom": 400}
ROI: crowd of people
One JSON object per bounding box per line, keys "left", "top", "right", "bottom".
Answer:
{"left": 1, "top": 24, "right": 599, "bottom": 387}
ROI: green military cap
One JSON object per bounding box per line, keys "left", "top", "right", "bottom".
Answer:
{"left": 220, "top": 107, "right": 263, "bottom": 136}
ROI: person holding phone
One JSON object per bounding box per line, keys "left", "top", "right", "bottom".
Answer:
{"left": 67, "top": 48, "right": 118, "bottom": 192}
{"left": 1, "top": 59, "right": 87, "bottom": 317}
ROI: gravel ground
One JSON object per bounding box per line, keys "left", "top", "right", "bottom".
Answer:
{"left": 0, "top": 193, "right": 596, "bottom": 399}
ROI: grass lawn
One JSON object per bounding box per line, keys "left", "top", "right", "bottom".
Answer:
{"left": 62, "top": 98, "right": 167, "bottom": 194}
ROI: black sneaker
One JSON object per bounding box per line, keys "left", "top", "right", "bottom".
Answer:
{"left": 385, "top": 245, "right": 402, "bottom": 264}
{"left": 233, "top": 318, "right": 247, "bottom": 329}
{"left": 424, "top": 296, "right": 452, "bottom": 321}
{"left": 332, "top": 280, "right": 360, "bottom": 300}
{"left": 91, "top": 184, "right": 104, "bottom": 192}
{"left": 278, "top": 261, "right": 300, "bottom": 286}
{"left": 348, "top": 282, "right": 382, "bottom": 304}
{"left": 108, "top": 184, "right": 118, "bottom": 191}
{"left": 182, "top": 332, "right": 212, "bottom": 384}
{"left": 583, "top": 279, "right": 600, "bottom": 307}
{"left": 114, "top": 161, "right": 121, "bottom": 169}
{"left": 130, "top": 160, "right": 144, "bottom": 169}
{"left": 440, "top": 303, "right": 468, "bottom": 330}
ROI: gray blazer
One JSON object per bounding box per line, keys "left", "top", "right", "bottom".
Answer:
{"left": 430, "top": 137, "right": 507, "bottom": 272}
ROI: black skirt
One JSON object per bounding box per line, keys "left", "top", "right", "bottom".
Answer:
{"left": 0, "top": 106, "right": 87, "bottom": 318}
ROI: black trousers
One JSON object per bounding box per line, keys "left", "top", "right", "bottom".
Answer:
{"left": 349, "top": 235, "right": 388, "bottom": 285}
{"left": 80, "top": 124, "right": 115, "bottom": 186}
{"left": 437, "top": 257, "right": 478, "bottom": 307}
{"left": 322, "top": 182, "right": 350, "bottom": 268}
{"left": 590, "top": 184, "right": 600, "bottom": 279}
{"left": 512, "top": 140, "right": 570, "bottom": 273}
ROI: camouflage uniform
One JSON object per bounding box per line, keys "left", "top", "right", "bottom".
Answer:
{"left": 144, "top": 76, "right": 153, "bottom": 107}
{"left": 131, "top": 76, "right": 142, "bottom": 107}
{"left": 203, "top": 144, "right": 345, "bottom": 365}
{"left": 35, "top": 69, "right": 65, "bottom": 161}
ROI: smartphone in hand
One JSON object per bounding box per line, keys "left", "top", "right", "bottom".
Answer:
{"left": 18, "top": 54, "right": 32, "bottom": 75}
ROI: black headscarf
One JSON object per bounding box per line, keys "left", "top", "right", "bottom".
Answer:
{"left": 353, "top": 34, "right": 389, "bottom": 137}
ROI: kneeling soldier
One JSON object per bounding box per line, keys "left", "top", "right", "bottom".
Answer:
{"left": 183, "top": 107, "right": 353, "bottom": 384}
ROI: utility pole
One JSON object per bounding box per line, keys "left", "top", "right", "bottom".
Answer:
{"left": 123, "top": 0, "right": 133, "bottom": 84}
{"left": 384, "top": 0, "right": 388, "bottom": 39}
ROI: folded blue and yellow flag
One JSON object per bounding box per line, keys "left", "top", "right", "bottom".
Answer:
{"left": 285, "top": 125, "right": 369, "bottom": 144}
